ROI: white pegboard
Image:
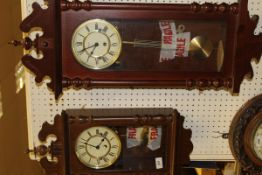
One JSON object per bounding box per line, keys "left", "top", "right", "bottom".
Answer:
{"left": 22, "top": 0, "right": 262, "bottom": 161}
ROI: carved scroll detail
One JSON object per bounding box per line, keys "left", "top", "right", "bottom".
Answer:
{"left": 20, "top": 0, "right": 62, "bottom": 99}
{"left": 38, "top": 115, "right": 67, "bottom": 175}
{"left": 232, "top": 0, "right": 262, "bottom": 93}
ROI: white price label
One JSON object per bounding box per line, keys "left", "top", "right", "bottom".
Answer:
{"left": 155, "top": 157, "right": 163, "bottom": 169}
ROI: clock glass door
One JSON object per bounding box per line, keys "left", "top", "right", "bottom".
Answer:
{"left": 65, "top": 18, "right": 227, "bottom": 74}
{"left": 70, "top": 125, "right": 168, "bottom": 173}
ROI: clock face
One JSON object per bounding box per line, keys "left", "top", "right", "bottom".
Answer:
{"left": 71, "top": 19, "right": 122, "bottom": 70}
{"left": 253, "top": 122, "right": 262, "bottom": 160}
{"left": 75, "top": 126, "right": 122, "bottom": 169}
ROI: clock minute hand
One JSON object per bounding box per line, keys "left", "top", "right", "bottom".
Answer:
{"left": 87, "top": 43, "right": 99, "bottom": 62}
{"left": 80, "top": 42, "right": 99, "bottom": 53}
{"left": 86, "top": 143, "right": 97, "bottom": 148}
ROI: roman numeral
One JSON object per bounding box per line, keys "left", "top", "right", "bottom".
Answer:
{"left": 108, "top": 152, "right": 115, "bottom": 157}
{"left": 109, "top": 51, "right": 115, "bottom": 56}
{"left": 78, "top": 33, "right": 85, "bottom": 38}
{"left": 102, "top": 157, "right": 109, "bottom": 162}
{"left": 77, "top": 145, "right": 86, "bottom": 150}
{"left": 87, "top": 131, "right": 92, "bottom": 137}
{"left": 75, "top": 42, "right": 83, "bottom": 47}
{"left": 95, "top": 58, "right": 99, "bottom": 65}
{"left": 110, "top": 33, "right": 115, "bottom": 38}
{"left": 79, "top": 152, "right": 87, "bottom": 158}
{"left": 112, "top": 145, "right": 118, "bottom": 149}
{"left": 100, "top": 56, "right": 108, "bottom": 63}
{"left": 96, "top": 129, "right": 100, "bottom": 135}
{"left": 111, "top": 43, "right": 118, "bottom": 47}
{"left": 95, "top": 23, "right": 99, "bottom": 30}
{"left": 102, "top": 26, "right": 108, "bottom": 33}
{"left": 85, "top": 25, "right": 90, "bottom": 32}
{"left": 97, "top": 158, "right": 100, "bottom": 165}
{"left": 103, "top": 131, "right": 108, "bottom": 138}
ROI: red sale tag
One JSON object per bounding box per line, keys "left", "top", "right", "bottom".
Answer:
{"left": 159, "top": 20, "right": 191, "bottom": 62}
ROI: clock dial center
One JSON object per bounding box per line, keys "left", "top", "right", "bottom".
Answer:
{"left": 86, "top": 135, "right": 111, "bottom": 159}
{"left": 84, "top": 32, "right": 110, "bottom": 58}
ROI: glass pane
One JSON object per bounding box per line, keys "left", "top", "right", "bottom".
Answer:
{"left": 92, "top": 19, "right": 227, "bottom": 72}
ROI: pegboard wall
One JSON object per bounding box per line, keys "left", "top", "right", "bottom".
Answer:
{"left": 22, "top": 0, "right": 262, "bottom": 161}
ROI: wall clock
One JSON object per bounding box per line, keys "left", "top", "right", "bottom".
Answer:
{"left": 12, "top": 0, "right": 262, "bottom": 98}
{"left": 27, "top": 108, "right": 193, "bottom": 175}
{"left": 229, "top": 94, "right": 262, "bottom": 174}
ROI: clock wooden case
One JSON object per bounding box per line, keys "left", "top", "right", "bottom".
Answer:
{"left": 17, "top": 0, "right": 262, "bottom": 99}
{"left": 30, "top": 108, "right": 193, "bottom": 175}
{"left": 229, "top": 94, "right": 262, "bottom": 175}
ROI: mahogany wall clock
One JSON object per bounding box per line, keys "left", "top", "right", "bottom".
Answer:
{"left": 28, "top": 108, "right": 193, "bottom": 175}
{"left": 13, "top": 0, "right": 262, "bottom": 98}
{"left": 229, "top": 94, "right": 262, "bottom": 174}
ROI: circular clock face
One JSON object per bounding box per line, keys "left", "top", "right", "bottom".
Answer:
{"left": 75, "top": 126, "right": 121, "bottom": 169}
{"left": 253, "top": 122, "right": 262, "bottom": 160}
{"left": 71, "top": 19, "right": 122, "bottom": 70}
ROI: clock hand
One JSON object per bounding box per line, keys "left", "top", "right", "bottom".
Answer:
{"left": 80, "top": 138, "right": 97, "bottom": 148}
{"left": 79, "top": 42, "right": 99, "bottom": 53}
{"left": 86, "top": 143, "right": 97, "bottom": 148}
{"left": 87, "top": 44, "right": 99, "bottom": 62}
{"left": 96, "top": 138, "right": 105, "bottom": 149}
{"left": 85, "top": 43, "right": 99, "bottom": 49}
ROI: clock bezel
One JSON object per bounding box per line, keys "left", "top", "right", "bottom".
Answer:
{"left": 243, "top": 112, "right": 262, "bottom": 166}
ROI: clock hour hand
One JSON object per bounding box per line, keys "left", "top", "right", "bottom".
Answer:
{"left": 96, "top": 138, "right": 105, "bottom": 149}
{"left": 87, "top": 43, "right": 99, "bottom": 62}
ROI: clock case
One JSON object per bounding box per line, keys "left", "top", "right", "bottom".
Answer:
{"left": 34, "top": 108, "right": 193, "bottom": 175}
{"left": 229, "top": 94, "right": 262, "bottom": 174}
{"left": 18, "top": 0, "right": 262, "bottom": 99}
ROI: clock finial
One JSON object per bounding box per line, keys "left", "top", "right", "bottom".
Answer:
{"left": 25, "top": 145, "right": 50, "bottom": 158}
{"left": 8, "top": 37, "right": 34, "bottom": 51}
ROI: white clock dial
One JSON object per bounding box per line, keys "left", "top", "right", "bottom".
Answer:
{"left": 75, "top": 126, "right": 121, "bottom": 169}
{"left": 71, "top": 19, "right": 122, "bottom": 70}
{"left": 253, "top": 123, "right": 262, "bottom": 160}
